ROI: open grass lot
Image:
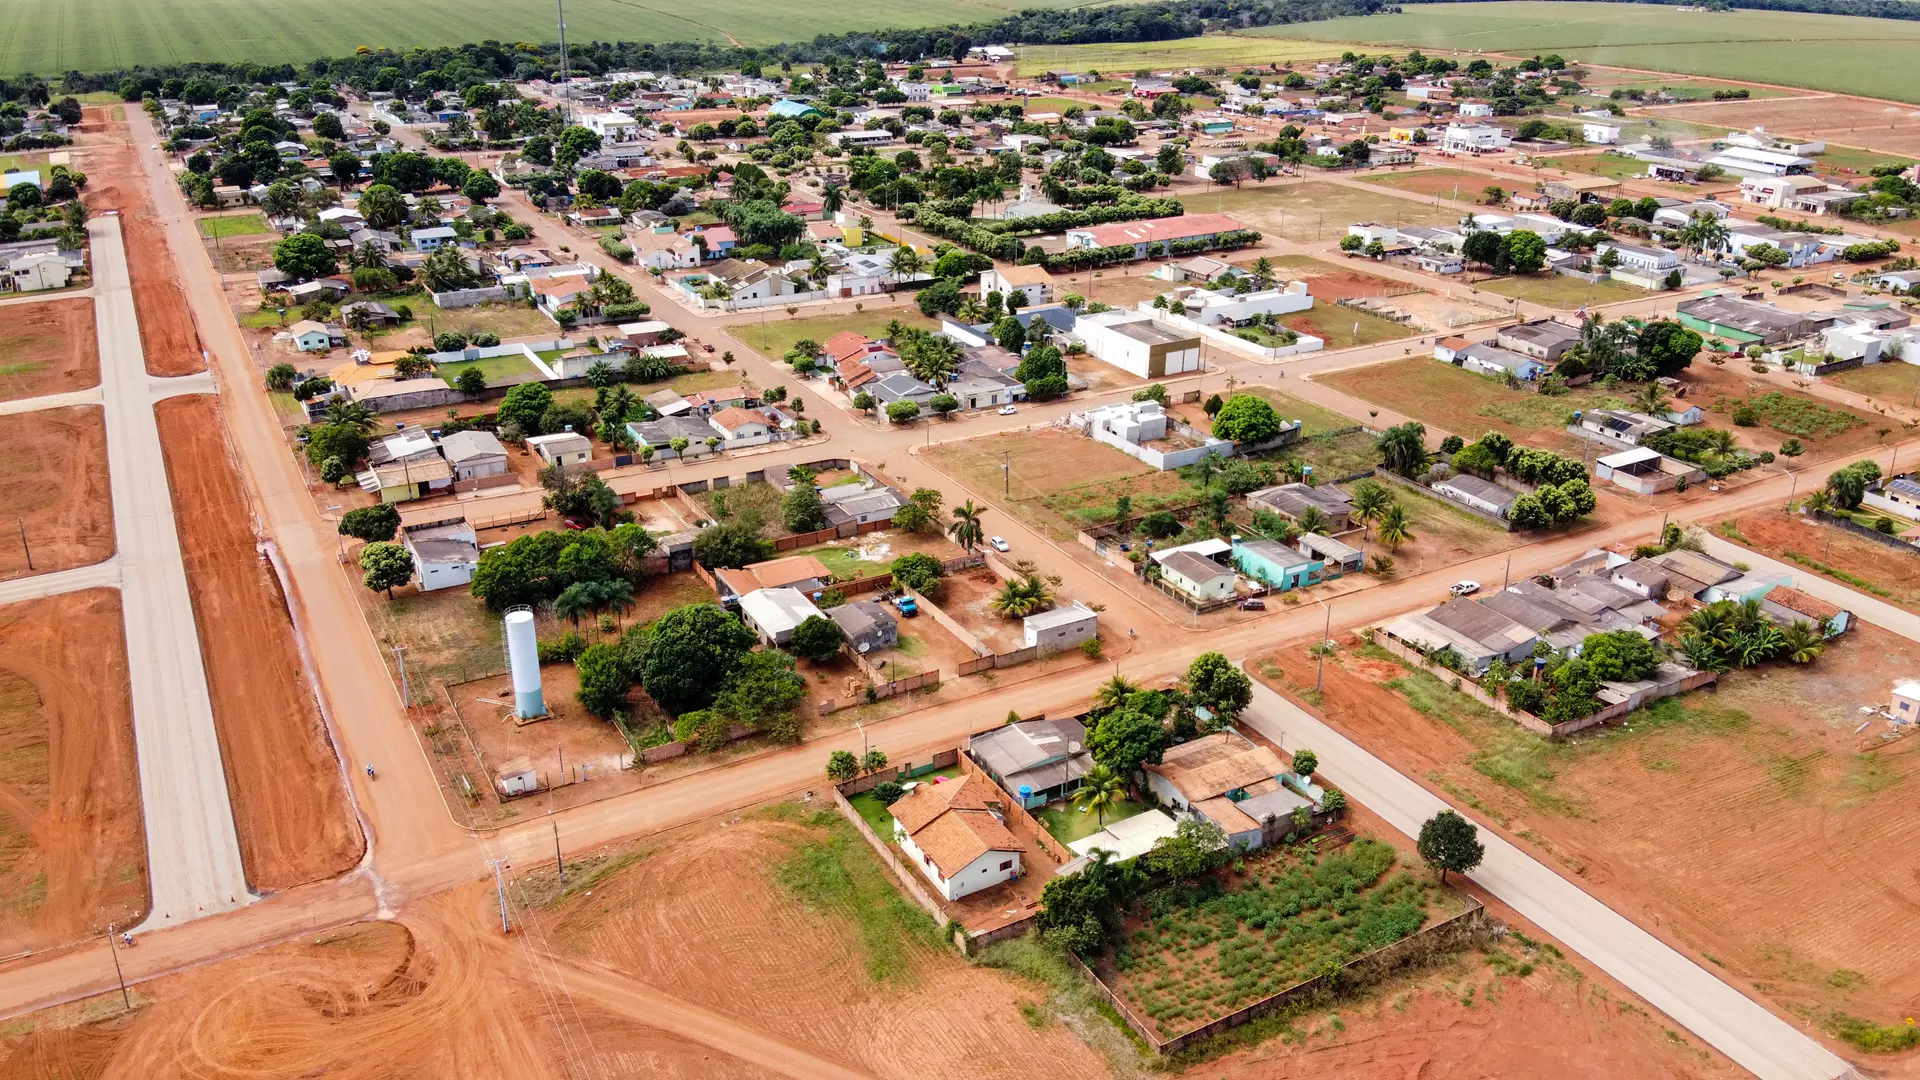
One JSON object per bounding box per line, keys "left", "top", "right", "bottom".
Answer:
{"left": 196, "top": 212, "right": 270, "bottom": 238}
{"left": 728, "top": 308, "right": 938, "bottom": 364}
{"left": 1013, "top": 35, "right": 1348, "bottom": 78}
{"left": 1363, "top": 167, "right": 1494, "bottom": 203}
{"left": 924, "top": 427, "right": 1197, "bottom": 539}
{"left": 435, "top": 351, "right": 539, "bottom": 387}
{"left": 0, "top": 0, "right": 1114, "bottom": 74}
{"left": 1473, "top": 272, "right": 1646, "bottom": 310}
{"left": 1192, "top": 181, "right": 1455, "bottom": 243}
{"left": 1830, "top": 360, "right": 1920, "bottom": 403}
{"left": 1256, "top": 625, "right": 1920, "bottom": 1056}
{"left": 1809, "top": 144, "right": 1915, "bottom": 178}
{"left": 1036, "top": 798, "right": 1148, "bottom": 845}
{"left": 1104, "top": 837, "right": 1459, "bottom": 1041}
{"left": 1280, "top": 304, "right": 1417, "bottom": 349}
{"left": 1236, "top": 386, "right": 1360, "bottom": 436}
{"left": 1320, "top": 356, "right": 1629, "bottom": 448}
{"left": 1256, "top": 1, "right": 1920, "bottom": 101}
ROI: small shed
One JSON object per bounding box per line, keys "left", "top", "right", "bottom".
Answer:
{"left": 1894, "top": 681, "right": 1920, "bottom": 723}
{"left": 496, "top": 756, "right": 538, "bottom": 797}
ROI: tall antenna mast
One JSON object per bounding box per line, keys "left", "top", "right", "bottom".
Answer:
{"left": 556, "top": 0, "right": 570, "bottom": 125}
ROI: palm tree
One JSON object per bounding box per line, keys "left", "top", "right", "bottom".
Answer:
{"left": 887, "top": 246, "right": 925, "bottom": 286}
{"left": 1678, "top": 211, "right": 1730, "bottom": 260}
{"left": 1295, "top": 506, "right": 1327, "bottom": 537}
{"left": 1095, "top": 674, "right": 1139, "bottom": 710}
{"left": 1779, "top": 620, "right": 1825, "bottom": 665}
{"left": 1073, "top": 764, "right": 1128, "bottom": 827}
{"left": 1632, "top": 381, "right": 1670, "bottom": 417}
{"left": 822, "top": 184, "right": 844, "bottom": 214}
{"left": 1683, "top": 603, "right": 1735, "bottom": 651}
{"left": 325, "top": 399, "right": 377, "bottom": 432}
{"left": 1349, "top": 482, "right": 1392, "bottom": 542}
{"left": 948, "top": 500, "right": 985, "bottom": 553}
{"left": 552, "top": 581, "right": 596, "bottom": 628}
{"left": 351, "top": 240, "right": 388, "bottom": 271}
{"left": 1376, "top": 504, "right": 1415, "bottom": 552}
{"left": 1800, "top": 489, "right": 1832, "bottom": 515}
{"left": 1250, "top": 256, "right": 1274, "bottom": 289}
{"left": 603, "top": 385, "right": 638, "bottom": 424}
{"left": 990, "top": 574, "right": 1054, "bottom": 618}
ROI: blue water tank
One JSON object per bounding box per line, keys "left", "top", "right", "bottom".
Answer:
{"left": 1019, "top": 785, "right": 1033, "bottom": 802}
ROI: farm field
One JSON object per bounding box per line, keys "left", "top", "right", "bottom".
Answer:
{"left": 154, "top": 395, "right": 362, "bottom": 890}
{"left": 1472, "top": 272, "right": 1646, "bottom": 309}
{"left": 1254, "top": 2, "right": 1920, "bottom": 101}
{"left": 0, "top": 406, "right": 114, "bottom": 581}
{"left": 0, "top": 590, "right": 147, "bottom": 956}
{"left": 1318, "top": 356, "right": 1624, "bottom": 448}
{"left": 0, "top": 296, "right": 98, "bottom": 403}
{"left": 1195, "top": 181, "right": 1454, "bottom": 243}
{"left": 0, "top": 0, "right": 1110, "bottom": 74}
{"left": 1658, "top": 94, "right": 1920, "bottom": 160}
{"left": 1014, "top": 35, "right": 1349, "bottom": 77}
{"left": 728, "top": 307, "right": 939, "bottom": 365}
{"left": 1253, "top": 621, "right": 1920, "bottom": 1058}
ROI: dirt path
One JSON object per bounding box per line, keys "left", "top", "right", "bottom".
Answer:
{"left": 0, "top": 405, "right": 114, "bottom": 581}
{"left": 0, "top": 589, "right": 147, "bottom": 955}
{"left": 154, "top": 395, "right": 362, "bottom": 891}
{"left": 79, "top": 107, "right": 204, "bottom": 376}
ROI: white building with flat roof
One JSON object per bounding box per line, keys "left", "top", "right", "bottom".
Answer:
{"left": 1075, "top": 310, "right": 1201, "bottom": 378}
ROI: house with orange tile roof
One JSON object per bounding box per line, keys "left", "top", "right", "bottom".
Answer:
{"left": 708, "top": 405, "right": 775, "bottom": 447}
{"left": 888, "top": 771, "right": 1025, "bottom": 900}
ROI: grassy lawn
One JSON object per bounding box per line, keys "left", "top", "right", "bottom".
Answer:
{"left": 1363, "top": 167, "right": 1495, "bottom": 203}
{"left": 197, "top": 212, "right": 271, "bottom": 238}
{"left": 1552, "top": 152, "right": 1656, "bottom": 183}
{"left": 1036, "top": 798, "right": 1148, "bottom": 845}
{"left": 1830, "top": 362, "right": 1920, "bottom": 402}
{"left": 437, "top": 351, "right": 539, "bottom": 386}
{"left": 1812, "top": 144, "right": 1914, "bottom": 177}
{"left": 730, "top": 308, "right": 939, "bottom": 362}
{"left": 552, "top": 369, "right": 744, "bottom": 410}
{"left": 1291, "top": 430, "right": 1382, "bottom": 482}
{"left": 432, "top": 300, "right": 562, "bottom": 341}
{"left": 1322, "top": 356, "right": 1630, "bottom": 447}
{"left": 1473, "top": 273, "right": 1646, "bottom": 309}
{"left": 924, "top": 428, "right": 1204, "bottom": 539}
{"left": 1279, "top": 305, "right": 1416, "bottom": 349}
{"left": 804, "top": 543, "right": 885, "bottom": 580}
{"left": 1236, "top": 387, "right": 1360, "bottom": 436}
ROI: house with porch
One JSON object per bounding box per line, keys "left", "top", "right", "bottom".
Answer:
{"left": 889, "top": 771, "right": 1025, "bottom": 901}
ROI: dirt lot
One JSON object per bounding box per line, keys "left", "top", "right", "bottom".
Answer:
{"left": 448, "top": 661, "right": 655, "bottom": 813}
{"left": 0, "top": 405, "right": 114, "bottom": 581}
{"left": 0, "top": 298, "right": 99, "bottom": 403}
{"left": 1722, "top": 509, "right": 1920, "bottom": 614}
{"left": 1656, "top": 96, "right": 1920, "bottom": 159}
{"left": 923, "top": 427, "right": 1194, "bottom": 540}
{"left": 1257, "top": 254, "right": 1415, "bottom": 300}
{"left": 0, "top": 806, "right": 1114, "bottom": 1080}
{"left": 80, "top": 107, "right": 204, "bottom": 377}
{"left": 0, "top": 589, "right": 147, "bottom": 955}
{"left": 1362, "top": 167, "right": 1499, "bottom": 203}
{"left": 1254, "top": 623, "right": 1920, "bottom": 1061}
{"left": 1679, "top": 362, "right": 1887, "bottom": 462}
{"left": 154, "top": 395, "right": 361, "bottom": 890}
{"left": 1199, "top": 181, "right": 1457, "bottom": 243}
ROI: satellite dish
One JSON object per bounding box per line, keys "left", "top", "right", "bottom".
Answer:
{"left": 858, "top": 643, "right": 871, "bottom": 653}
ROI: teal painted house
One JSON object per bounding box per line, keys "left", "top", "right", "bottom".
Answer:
{"left": 1231, "top": 539, "right": 1323, "bottom": 592}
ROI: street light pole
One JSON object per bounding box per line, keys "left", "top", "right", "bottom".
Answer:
{"left": 1315, "top": 598, "right": 1332, "bottom": 694}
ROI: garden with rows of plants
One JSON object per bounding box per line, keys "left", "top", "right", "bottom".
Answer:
{"left": 1103, "top": 838, "right": 1452, "bottom": 1037}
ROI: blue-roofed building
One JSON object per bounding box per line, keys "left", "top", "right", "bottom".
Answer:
{"left": 769, "top": 99, "right": 824, "bottom": 120}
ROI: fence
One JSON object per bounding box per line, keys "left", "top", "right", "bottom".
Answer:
{"left": 957, "top": 748, "right": 1073, "bottom": 864}
{"left": 431, "top": 285, "right": 516, "bottom": 308}
{"left": 1370, "top": 467, "right": 1516, "bottom": 532}
{"left": 472, "top": 507, "right": 550, "bottom": 530}
{"left": 835, "top": 748, "right": 962, "bottom": 796}
{"left": 451, "top": 473, "right": 520, "bottom": 494}
{"left": 828, "top": 784, "right": 952, "bottom": 927}
{"left": 1825, "top": 506, "right": 1920, "bottom": 552}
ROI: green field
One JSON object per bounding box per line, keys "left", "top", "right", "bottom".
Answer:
{"left": 0, "top": 0, "right": 1111, "bottom": 75}
{"left": 1013, "top": 34, "right": 1348, "bottom": 77}
{"left": 437, "top": 351, "right": 538, "bottom": 386}
{"left": 1473, "top": 272, "right": 1646, "bottom": 310}
{"left": 197, "top": 213, "right": 270, "bottom": 239}
{"left": 1251, "top": 2, "right": 1920, "bottom": 102}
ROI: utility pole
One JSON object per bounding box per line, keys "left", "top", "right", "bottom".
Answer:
{"left": 556, "top": 0, "right": 571, "bottom": 127}
{"left": 393, "top": 645, "right": 411, "bottom": 707}
{"left": 488, "top": 858, "right": 511, "bottom": 933}
{"left": 1502, "top": 554, "right": 1511, "bottom": 589}
{"left": 1315, "top": 599, "right": 1332, "bottom": 694}
{"left": 551, "top": 815, "right": 565, "bottom": 881}
{"left": 106, "top": 926, "right": 130, "bottom": 1011}
{"left": 16, "top": 517, "right": 31, "bottom": 571}
{"left": 1001, "top": 449, "right": 1010, "bottom": 497}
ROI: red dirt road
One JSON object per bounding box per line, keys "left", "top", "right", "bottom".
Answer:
{"left": 0, "top": 405, "right": 115, "bottom": 581}
{"left": 0, "top": 588, "right": 147, "bottom": 955}
{"left": 0, "top": 298, "right": 99, "bottom": 403}
{"left": 154, "top": 395, "right": 361, "bottom": 891}
{"left": 79, "top": 107, "right": 204, "bottom": 377}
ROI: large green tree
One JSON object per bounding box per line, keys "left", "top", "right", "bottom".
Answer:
{"left": 496, "top": 382, "right": 553, "bottom": 435}
{"left": 575, "top": 643, "right": 632, "bottom": 718}
{"left": 1210, "top": 394, "right": 1282, "bottom": 444}
{"left": 338, "top": 503, "right": 400, "bottom": 543}
{"left": 625, "top": 603, "right": 758, "bottom": 716}
{"left": 1086, "top": 694, "right": 1171, "bottom": 778}
{"left": 1417, "top": 810, "right": 1485, "bottom": 883}
{"left": 358, "top": 541, "right": 413, "bottom": 598}
{"left": 1185, "top": 651, "right": 1251, "bottom": 721}
{"left": 273, "top": 232, "right": 337, "bottom": 279}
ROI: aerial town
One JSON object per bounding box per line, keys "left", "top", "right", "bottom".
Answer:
{"left": 4, "top": 1, "right": 1920, "bottom": 1076}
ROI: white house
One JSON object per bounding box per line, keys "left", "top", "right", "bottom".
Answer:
{"left": 708, "top": 406, "right": 775, "bottom": 447}
{"left": 981, "top": 264, "right": 1052, "bottom": 307}
{"left": 737, "top": 587, "right": 824, "bottom": 646}
{"left": 7, "top": 251, "right": 71, "bottom": 291}
{"left": 1023, "top": 603, "right": 1098, "bottom": 651}
{"left": 1432, "top": 474, "right": 1517, "bottom": 518}
{"left": 1581, "top": 121, "right": 1620, "bottom": 145}
{"left": 401, "top": 520, "right": 480, "bottom": 592}
{"left": 437, "top": 429, "right": 509, "bottom": 482}
{"left": 526, "top": 431, "right": 593, "bottom": 467}
{"left": 889, "top": 771, "right": 1024, "bottom": 902}
{"left": 1155, "top": 548, "right": 1238, "bottom": 603}
{"left": 1168, "top": 280, "right": 1314, "bottom": 327}
{"left": 1075, "top": 310, "right": 1201, "bottom": 378}
{"left": 1739, "top": 174, "right": 1831, "bottom": 209}
{"left": 1596, "top": 241, "right": 1681, "bottom": 274}
{"left": 412, "top": 226, "right": 458, "bottom": 251}
{"left": 582, "top": 110, "right": 642, "bottom": 144}
{"left": 289, "top": 319, "right": 334, "bottom": 352}
{"left": 1442, "top": 123, "right": 1509, "bottom": 153}
{"left": 1457, "top": 102, "right": 1494, "bottom": 118}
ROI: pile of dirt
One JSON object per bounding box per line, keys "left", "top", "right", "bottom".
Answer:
{"left": 79, "top": 106, "right": 204, "bottom": 377}
{"left": 0, "top": 589, "right": 147, "bottom": 954}
{"left": 153, "top": 395, "right": 361, "bottom": 890}
{"left": 0, "top": 405, "right": 114, "bottom": 581}
{"left": 0, "top": 298, "right": 99, "bottom": 403}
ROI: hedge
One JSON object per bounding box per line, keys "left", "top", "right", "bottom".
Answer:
{"left": 1041, "top": 229, "right": 1263, "bottom": 272}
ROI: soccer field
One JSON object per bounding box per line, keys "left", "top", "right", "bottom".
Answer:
{"left": 1249, "top": 2, "right": 1920, "bottom": 102}
{"left": 0, "top": 0, "right": 1104, "bottom": 75}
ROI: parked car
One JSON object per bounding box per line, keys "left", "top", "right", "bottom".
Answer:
{"left": 1449, "top": 580, "right": 1480, "bottom": 597}
{"left": 998, "top": 404, "right": 1018, "bottom": 415}
{"left": 1238, "top": 598, "right": 1266, "bottom": 611}
{"left": 988, "top": 536, "right": 1010, "bottom": 552}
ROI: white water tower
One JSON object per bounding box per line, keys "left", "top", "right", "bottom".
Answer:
{"left": 504, "top": 606, "right": 545, "bottom": 719}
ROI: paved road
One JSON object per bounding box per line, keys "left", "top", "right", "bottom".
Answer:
{"left": 0, "top": 557, "right": 119, "bottom": 603}
{"left": 0, "top": 287, "right": 91, "bottom": 308}
{"left": 1701, "top": 531, "right": 1920, "bottom": 641}
{"left": 0, "top": 386, "right": 101, "bottom": 416}
{"left": 89, "top": 212, "right": 253, "bottom": 929}
{"left": 1236, "top": 679, "right": 1854, "bottom": 1080}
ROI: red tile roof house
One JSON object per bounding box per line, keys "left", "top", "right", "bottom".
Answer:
{"left": 692, "top": 226, "right": 737, "bottom": 258}
{"left": 531, "top": 275, "right": 595, "bottom": 316}
{"left": 1063, "top": 213, "right": 1246, "bottom": 259}
{"left": 888, "top": 771, "right": 1025, "bottom": 902}
{"left": 707, "top": 406, "right": 776, "bottom": 447}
